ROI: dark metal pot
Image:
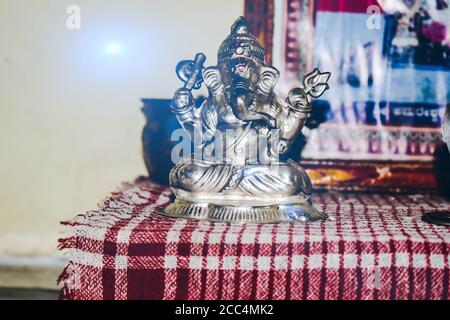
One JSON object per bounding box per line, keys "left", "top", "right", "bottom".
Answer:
{"left": 141, "top": 99, "right": 179, "bottom": 186}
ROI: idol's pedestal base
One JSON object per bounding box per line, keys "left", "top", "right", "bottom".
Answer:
{"left": 58, "top": 179, "right": 450, "bottom": 300}
{"left": 162, "top": 200, "right": 327, "bottom": 223}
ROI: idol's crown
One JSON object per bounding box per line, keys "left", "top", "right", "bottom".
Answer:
{"left": 217, "top": 16, "right": 265, "bottom": 65}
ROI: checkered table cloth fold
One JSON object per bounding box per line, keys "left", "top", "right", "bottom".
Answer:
{"left": 58, "top": 180, "right": 450, "bottom": 300}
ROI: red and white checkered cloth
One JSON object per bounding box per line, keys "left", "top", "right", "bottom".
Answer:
{"left": 58, "top": 180, "right": 450, "bottom": 300}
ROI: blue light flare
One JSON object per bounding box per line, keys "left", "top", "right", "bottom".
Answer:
{"left": 105, "top": 42, "right": 123, "bottom": 56}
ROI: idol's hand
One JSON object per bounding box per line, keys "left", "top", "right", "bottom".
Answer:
{"left": 172, "top": 87, "right": 194, "bottom": 110}
{"left": 286, "top": 87, "right": 311, "bottom": 114}
{"left": 176, "top": 53, "right": 206, "bottom": 90}
{"left": 286, "top": 69, "right": 330, "bottom": 114}
{"left": 275, "top": 139, "right": 289, "bottom": 154}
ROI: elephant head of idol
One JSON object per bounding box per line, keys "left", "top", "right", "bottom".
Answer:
{"left": 217, "top": 17, "right": 270, "bottom": 121}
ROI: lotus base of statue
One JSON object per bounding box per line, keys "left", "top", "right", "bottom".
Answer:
{"left": 162, "top": 200, "right": 326, "bottom": 223}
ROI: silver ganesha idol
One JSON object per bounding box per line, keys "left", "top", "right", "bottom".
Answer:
{"left": 161, "top": 17, "right": 331, "bottom": 223}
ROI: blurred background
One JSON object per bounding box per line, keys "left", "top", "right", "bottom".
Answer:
{"left": 0, "top": 0, "right": 243, "bottom": 290}
{"left": 0, "top": 0, "right": 449, "bottom": 294}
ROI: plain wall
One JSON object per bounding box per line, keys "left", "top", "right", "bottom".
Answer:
{"left": 0, "top": 0, "right": 244, "bottom": 255}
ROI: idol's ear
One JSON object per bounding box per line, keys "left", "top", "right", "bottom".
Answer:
{"left": 202, "top": 67, "right": 223, "bottom": 94}
{"left": 258, "top": 66, "right": 280, "bottom": 94}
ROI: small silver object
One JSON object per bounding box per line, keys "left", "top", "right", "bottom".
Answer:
{"left": 162, "top": 17, "right": 331, "bottom": 223}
